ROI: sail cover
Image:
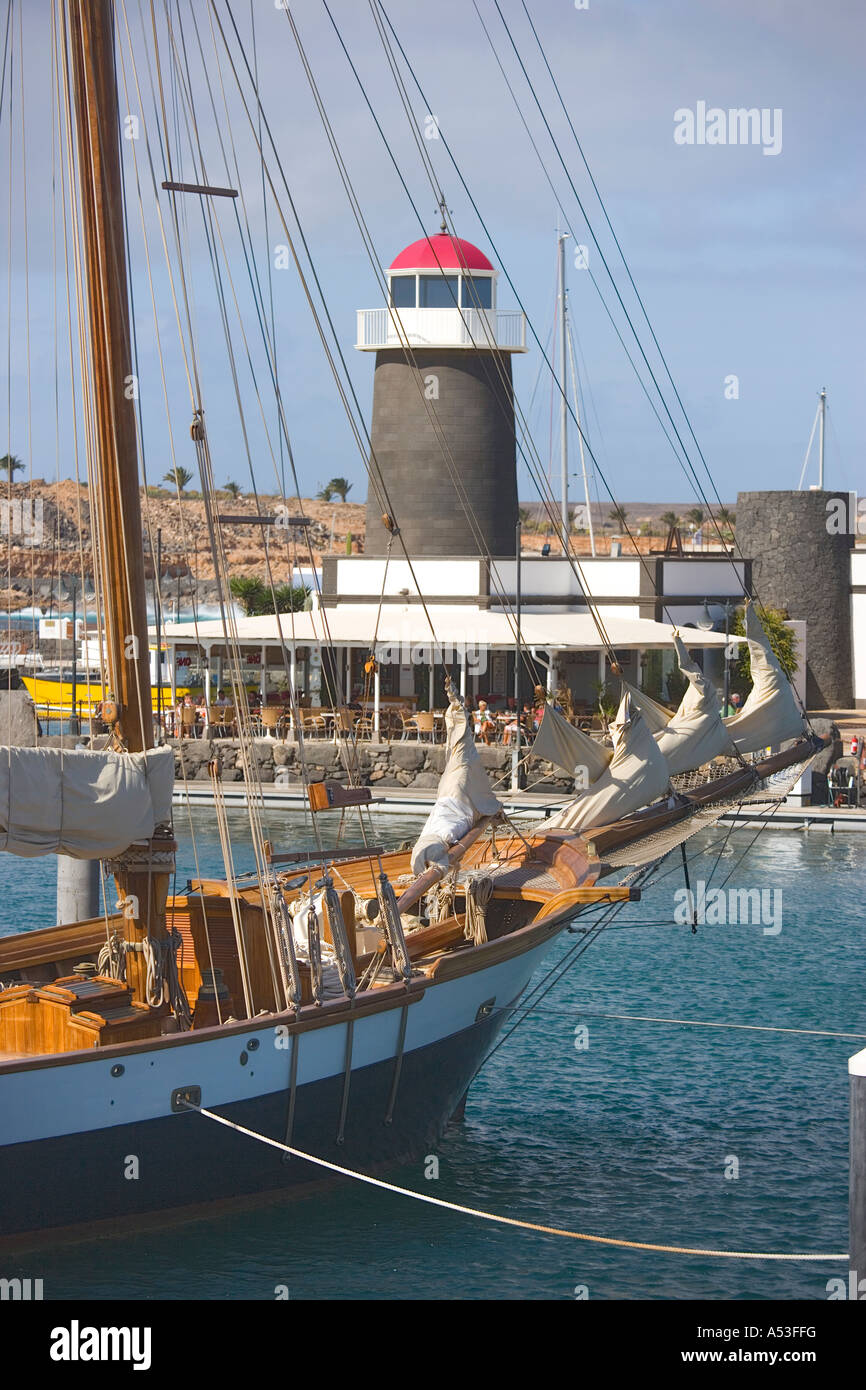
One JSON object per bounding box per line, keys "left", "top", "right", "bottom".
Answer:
{"left": 620, "top": 680, "right": 673, "bottom": 735}
{"left": 0, "top": 745, "right": 174, "bottom": 859}
{"left": 410, "top": 689, "right": 501, "bottom": 875}
{"left": 531, "top": 703, "right": 612, "bottom": 782}
{"left": 723, "top": 603, "right": 805, "bottom": 754}
{"left": 655, "top": 633, "right": 738, "bottom": 773}
{"left": 544, "top": 692, "right": 671, "bottom": 835}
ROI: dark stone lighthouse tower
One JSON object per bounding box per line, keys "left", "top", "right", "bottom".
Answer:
{"left": 356, "top": 231, "right": 526, "bottom": 557}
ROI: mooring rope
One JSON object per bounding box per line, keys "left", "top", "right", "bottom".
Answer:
{"left": 182, "top": 1101, "right": 847, "bottom": 1262}
{"left": 536, "top": 1008, "right": 866, "bottom": 1041}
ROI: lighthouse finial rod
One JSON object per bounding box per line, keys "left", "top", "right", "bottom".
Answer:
{"left": 438, "top": 192, "right": 449, "bottom": 234}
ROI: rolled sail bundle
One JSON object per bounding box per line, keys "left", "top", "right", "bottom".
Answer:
{"left": 619, "top": 680, "right": 673, "bottom": 736}
{"left": 531, "top": 701, "right": 612, "bottom": 784}
{"left": 655, "top": 632, "right": 738, "bottom": 773}
{"left": 724, "top": 602, "right": 806, "bottom": 754}
{"left": 543, "top": 692, "right": 671, "bottom": 834}
{"left": 0, "top": 745, "right": 174, "bottom": 858}
{"left": 410, "top": 685, "right": 501, "bottom": 876}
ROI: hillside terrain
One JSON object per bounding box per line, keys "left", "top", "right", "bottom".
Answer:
{"left": 1, "top": 481, "right": 739, "bottom": 605}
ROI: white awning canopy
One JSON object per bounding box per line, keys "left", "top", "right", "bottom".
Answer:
{"left": 156, "top": 606, "right": 735, "bottom": 653}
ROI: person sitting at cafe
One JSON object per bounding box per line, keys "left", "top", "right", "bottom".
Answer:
{"left": 555, "top": 681, "right": 574, "bottom": 722}
{"left": 532, "top": 686, "right": 550, "bottom": 730}
{"left": 474, "top": 699, "right": 497, "bottom": 745}
{"left": 503, "top": 703, "right": 533, "bottom": 746}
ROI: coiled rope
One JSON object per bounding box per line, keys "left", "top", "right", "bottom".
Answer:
{"left": 182, "top": 1101, "right": 846, "bottom": 1262}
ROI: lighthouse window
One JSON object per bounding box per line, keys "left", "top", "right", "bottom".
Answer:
{"left": 419, "top": 274, "right": 459, "bottom": 308}
{"left": 390, "top": 276, "right": 416, "bottom": 308}
{"left": 460, "top": 275, "right": 492, "bottom": 309}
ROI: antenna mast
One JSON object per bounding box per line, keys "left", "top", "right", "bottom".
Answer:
{"left": 818, "top": 387, "right": 827, "bottom": 489}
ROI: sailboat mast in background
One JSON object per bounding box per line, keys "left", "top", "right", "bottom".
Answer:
{"left": 557, "top": 230, "right": 595, "bottom": 556}
{"left": 558, "top": 230, "right": 569, "bottom": 540}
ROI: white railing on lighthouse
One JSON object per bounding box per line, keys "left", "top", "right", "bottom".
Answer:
{"left": 355, "top": 306, "right": 527, "bottom": 351}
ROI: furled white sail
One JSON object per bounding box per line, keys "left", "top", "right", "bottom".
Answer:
{"left": 544, "top": 692, "right": 671, "bottom": 835}
{"left": 531, "top": 703, "right": 612, "bottom": 782}
{"left": 0, "top": 745, "right": 174, "bottom": 859}
{"left": 620, "top": 679, "right": 673, "bottom": 735}
{"left": 410, "top": 687, "right": 501, "bottom": 875}
{"left": 655, "top": 632, "right": 738, "bottom": 773}
{"left": 723, "top": 602, "right": 805, "bottom": 754}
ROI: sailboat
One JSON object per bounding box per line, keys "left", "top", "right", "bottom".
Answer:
{"left": 0, "top": 2, "right": 819, "bottom": 1244}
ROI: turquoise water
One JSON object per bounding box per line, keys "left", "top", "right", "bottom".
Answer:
{"left": 1, "top": 811, "right": 862, "bottom": 1301}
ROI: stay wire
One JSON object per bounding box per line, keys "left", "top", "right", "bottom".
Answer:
{"left": 315, "top": 0, "right": 625, "bottom": 672}
{"left": 518, "top": 0, "right": 793, "bottom": 603}
{"left": 373, "top": 0, "right": 719, "bottom": 640}
{"left": 282, "top": 1, "right": 582, "bottom": 679}
{"left": 209, "top": 0, "right": 456, "bottom": 684}
{"left": 345, "top": 0, "right": 623, "bottom": 661}
{"left": 477, "top": 0, "right": 809, "bottom": 712}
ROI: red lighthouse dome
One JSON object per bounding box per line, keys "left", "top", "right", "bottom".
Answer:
{"left": 389, "top": 233, "right": 494, "bottom": 273}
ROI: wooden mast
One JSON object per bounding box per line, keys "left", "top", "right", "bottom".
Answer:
{"left": 67, "top": 0, "right": 171, "bottom": 1005}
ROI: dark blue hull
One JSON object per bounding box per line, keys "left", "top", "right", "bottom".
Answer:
{"left": 0, "top": 1010, "right": 503, "bottom": 1243}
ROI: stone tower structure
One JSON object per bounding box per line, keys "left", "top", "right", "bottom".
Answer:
{"left": 736, "top": 489, "right": 853, "bottom": 708}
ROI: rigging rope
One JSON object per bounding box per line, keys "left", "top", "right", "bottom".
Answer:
{"left": 374, "top": 0, "right": 811, "bottom": 727}
{"left": 320, "top": 0, "right": 622, "bottom": 666}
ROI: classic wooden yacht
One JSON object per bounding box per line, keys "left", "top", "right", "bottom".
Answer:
{"left": 0, "top": 0, "right": 818, "bottom": 1244}
{"left": 0, "top": 638, "right": 817, "bottom": 1242}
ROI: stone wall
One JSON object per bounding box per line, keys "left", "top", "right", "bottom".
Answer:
{"left": 735, "top": 489, "right": 853, "bottom": 708}
{"left": 171, "top": 736, "right": 575, "bottom": 792}
{"left": 0, "top": 689, "right": 40, "bottom": 746}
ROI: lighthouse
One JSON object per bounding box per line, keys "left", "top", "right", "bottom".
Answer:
{"left": 355, "top": 226, "right": 526, "bottom": 557}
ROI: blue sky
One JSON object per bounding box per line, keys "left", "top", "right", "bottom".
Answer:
{"left": 2, "top": 0, "right": 863, "bottom": 506}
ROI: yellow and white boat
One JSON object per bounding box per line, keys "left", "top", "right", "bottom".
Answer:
{"left": 22, "top": 670, "right": 192, "bottom": 717}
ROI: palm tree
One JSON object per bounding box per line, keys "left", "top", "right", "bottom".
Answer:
{"left": 660, "top": 510, "right": 681, "bottom": 531}
{"left": 0, "top": 453, "right": 23, "bottom": 478}
{"left": 608, "top": 504, "right": 629, "bottom": 529}
{"left": 272, "top": 583, "right": 310, "bottom": 614}
{"left": 316, "top": 482, "right": 333, "bottom": 502}
{"left": 229, "top": 575, "right": 308, "bottom": 616}
{"left": 686, "top": 507, "right": 705, "bottom": 528}
{"left": 229, "top": 575, "right": 266, "bottom": 615}
{"left": 327, "top": 476, "right": 352, "bottom": 503}
{"left": 163, "top": 466, "right": 194, "bottom": 494}
{"left": 223, "top": 480, "right": 242, "bottom": 499}
{"left": 717, "top": 505, "right": 735, "bottom": 533}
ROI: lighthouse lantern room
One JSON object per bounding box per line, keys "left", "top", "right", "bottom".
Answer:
{"left": 356, "top": 233, "right": 526, "bottom": 352}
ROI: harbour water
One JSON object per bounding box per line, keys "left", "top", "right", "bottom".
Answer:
{"left": 1, "top": 811, "right": 861, "bottom": 1300}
